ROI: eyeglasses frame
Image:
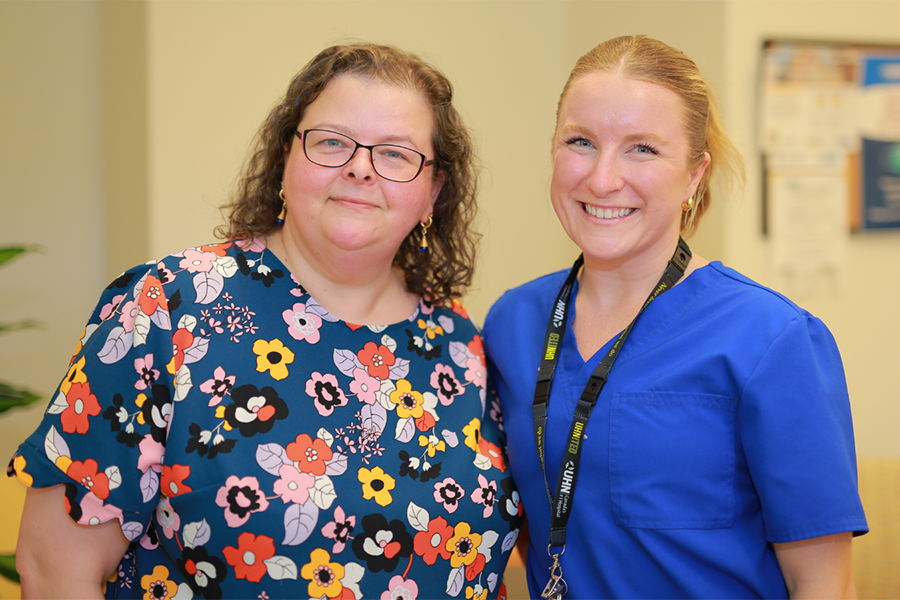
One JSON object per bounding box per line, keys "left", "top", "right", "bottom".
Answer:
{"left": 294, "top": 129, "right": 436, "bottom": 183}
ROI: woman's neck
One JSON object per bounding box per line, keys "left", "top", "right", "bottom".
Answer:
{"left": 265, "top": 229, "right": 419, "bottom": 325}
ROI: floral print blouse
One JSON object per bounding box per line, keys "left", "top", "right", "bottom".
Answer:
{"left": 9, "top": 239, "right": 522, "bottom": 600}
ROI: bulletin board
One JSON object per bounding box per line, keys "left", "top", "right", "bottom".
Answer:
{"left": 760, "top": 39, "right": 900, "bottom": 233}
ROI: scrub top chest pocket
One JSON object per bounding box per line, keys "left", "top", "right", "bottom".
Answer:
{"left": 609, "top": 391, "right": 738, "bottom": 530}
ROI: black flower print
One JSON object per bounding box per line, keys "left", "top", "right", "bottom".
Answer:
{"left": 398, "top": 450, "right": 419, "bottom": 481}
{"left": 102, "top": 393, "right": 143, "bottom": 447}
{"left": 397, "top": 450, "right": 443, "bottom": 483}
{"left": 237, "top": 252, "right": 284, "bottom": 288}
{"left": 404, "top": 329, "right": 442, "bottom": 360}
{"left": 498, "top": 476, "right": 524, "bottom": 530}
{"left": 352, "top": 513, "right": 413, "bottom": 573}
{"left": 177, "top": 546, "right": 227, "bottom": 599}
{"left": 185, "top": 422, "right": 235, "bottom": 459}
{"left": 105, "top": 271, "right": 136, "bottom": 291}
{"left": 222, "top": 384, "right": 288, "bottom": 437}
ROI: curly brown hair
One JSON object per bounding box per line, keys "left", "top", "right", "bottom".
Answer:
{"left": 216, "top": 43, "right": 479, "bottom": 303}
{"left": 557, "top": 35, "right": 745, "bottom": 236}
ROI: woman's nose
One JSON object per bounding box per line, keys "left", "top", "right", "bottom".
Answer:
{"left": 343, "top": 146, "right": 376, "bottom": 181}
{"left": 586, "top": 154, "right": 623, "bottom": 197}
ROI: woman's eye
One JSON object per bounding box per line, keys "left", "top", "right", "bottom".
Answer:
{"left": 565, "top": 137, "right": 593, "bottom": 148}
{"left": 634, "top": 144, "right": 659, "bottom": 155}
{"left": 322, "top": 138, "right": 347, "bottom": 148}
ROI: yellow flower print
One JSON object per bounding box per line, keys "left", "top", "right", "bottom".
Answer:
{"left": 301, "top": 548, "right": 346, "bottom": 599}
{"left": 417, "top": 317, "right": 444, "bottom": 340}
{"left": 141, "top": 564, "right": 177, "bottom": 600}
{"left": 60, "top": 356, "right": 88, "bottom": 396}
{"left": 252, "top": 338, "right": 295, "bottom": 381}
{"left": 135, "top": 392, "right": 149, "bottom": 425}
{"left": 446, "top": 521, "right": 482, "bottom": 569}
{"left": 358, "top": 466, "right": 396, "bottom": 507}
{"left": 462, "top": 418, "right": 482, "bottom": 453}
{"left": 466, "top": 584, "right": 489, "bottom": 600}
{"left": 390, "top": 379, "right": 425, "bottom": 419}
{"left": 13, "top": 455, "right": 33, "bottom": 487}
{"left": 418, "top": 434, "right": 446, "bottom": 458}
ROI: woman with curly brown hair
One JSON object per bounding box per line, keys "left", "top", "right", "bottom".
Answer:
{"left": 12, "top": 43, "right": 519, "bottom": 599}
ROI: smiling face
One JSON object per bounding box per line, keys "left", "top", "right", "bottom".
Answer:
{"left": 550, "top": 71, "right": 709, "bottom": 270}
{"left": 281, "top": 74, "right": 442, "bottom": 262}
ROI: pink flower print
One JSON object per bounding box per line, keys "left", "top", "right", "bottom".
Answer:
{"left": 76, "top": 490, "right": 124, "bottom": 527}
{"left": 156, "top": 497, "right": 180, "bottom": 539}
{"left": 99, "top": 294, "right": 125, "bottom": 321}
{"left": 381, "top": 575, "right": 419, "bottom": 600}
{"left": 464, "top": 357, "right": 487, "bottom": 389}
{"left": 282, "top": 302, "right": 322, "bottom": 344}
{"left": 321, "top": 505, "right": 356, "bottom": 554}
{"left": 206, "top": 316, "right": 224, "bottom": 334}
{"left": 434, "top": 477, "right": 465, "bottom": 514}
{"left": 137, "top": 434, "right": 164, "bottom": 474}
{"left": 305, "top": 372, "right": 348, "bottom": 417}
{"left": 179, "top": 248, "right": 217, "bottom": 273}
{"left": 134, "top": 354, "right": 160, "bottom": 391}
{"left": 215, "top": 475, "right": 269, "bottom": 528}
{"left": 199, "top": 366, "right": 235, "bottom": 407}
{"left": 470, "top": 474, "right": 497, "bottom": 519}
{"left": 272, "top": 464, "right": 315, "bottom": 505}
{"left": 118, "top": 298, "right": 139, "bottom": 333}
{"left": 430, "top": 363, "right": 463, "bottom": 406}
{"left": 349, "top": 368, "right": 380, "bottom": 405}
{"left": 156, "top": 262, "right": 175, "bottom": 284}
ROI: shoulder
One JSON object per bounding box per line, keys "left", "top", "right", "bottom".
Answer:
{"left": 701, "top": 262, "right": 818, "bottom": 322}
{"left": 485, "top": 268, "right": 571, "bottom": 328}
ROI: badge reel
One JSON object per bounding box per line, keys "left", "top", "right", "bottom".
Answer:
{"left": 541, "top": 546, "right": 567, "bottom": 599}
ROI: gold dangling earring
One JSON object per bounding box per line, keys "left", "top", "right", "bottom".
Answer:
{"left": 277, "top": 186, "right": 287, "bottom": 225}
{"left": 418, "top": 214, "right": 433, "bottom": 253}
{"left": 681, "top": 196, "right": 694, "bottom": 211}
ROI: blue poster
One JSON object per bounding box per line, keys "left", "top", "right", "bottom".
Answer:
{"left": 860, "top": 55, "right": 900, "bottom": 230}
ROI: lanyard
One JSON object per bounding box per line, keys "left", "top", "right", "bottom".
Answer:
{"left": 532, "top": 238, "right": 692, "bottom": 551}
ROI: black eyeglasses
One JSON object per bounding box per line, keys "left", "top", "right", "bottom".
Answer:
{"left": 295, "top": 129, "right": 435, "bottom": 183}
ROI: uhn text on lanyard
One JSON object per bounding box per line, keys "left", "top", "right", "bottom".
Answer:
{"left": 532, "top": 238, "right": 691, "bottom": 599}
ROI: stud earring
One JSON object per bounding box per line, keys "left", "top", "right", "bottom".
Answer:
{"left": 418, "top": 214, "right": 433, "bottom": 253}
{"left": 277, "top": 186, "right": 287, "bottom": 225}
{"left": 681, "top": 196, "right": 694, "bottom": 211}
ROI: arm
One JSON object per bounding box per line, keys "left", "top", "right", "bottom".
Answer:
{"left": 773, "top": 532, "right": 856, "bottom": 599}
{"left": 17, "top": 485, "right": 130, "bottom": 599}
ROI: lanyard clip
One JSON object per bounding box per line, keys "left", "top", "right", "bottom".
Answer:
{"left": 534, "top": 364, "right": 555, "bottom": 404}
{"left": 542, "top": 547, "right": 567, "bottom": 599}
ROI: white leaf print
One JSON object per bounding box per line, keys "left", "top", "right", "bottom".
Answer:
{"left": 264, "top": 556, "right": 298, "bottom": 580}
{"left": 368, "top": 324, "right": 388, "bottom": 334}
{"left": 310, "top": 475, "right": 337, "bottom": 510}
{"left": 388, "top": 357, "right": 410, "bottom": 380}
{"left": 256, "top": 443, "right": 290, "bottom": 477}
{"left": 473, "top": 453, "right": 492, "bottom": 471}
{"left": 317, "top": 428, "right": 334, "bottom": 446}
{"left": 395, "top": 416, "right": 415, "bottom": 443}
{"left": 132, "top": 270, "right": 149, "bottom": 299}
{"left": 438, "top": 314, "right": 455, "bottom": 334}
{"left": 306, "top": 297, "right": 339, "bottom": 322}
{"left": 172, "top": 583, "right": 193, "bottom": 600}
{"left": 133, "top": 311, "right": 151, "bottom": 347}
{"left": 324, "top": 452, "right": 347, "bottom": 476}
{"left": 375, "top": 380, "right": 396, "bottom": 411}
{"left": 282, "top": 501, "right": 318, "bottom": 546}
{"left": 446, "top": 565, "right": 465, "bottom": 596}
{"left": 140, "top": 468, "right": 159, "bottom": 503}
{"left": 213, "top": 255, "right": 238, "bottom": 278}
{"left": 333, "top": 348, "right": 363, "bottom": 378}
{"left": 183, "top": 519, "right": 211, "bottom": 549}
{"left": 407, "top": 502, "right": 430, "bottom": 532}
{"left": 478, "top": 530, "right": 499, "bottom": 563}
{"left": 361, "top": 402, "right": 387, "bottom": 436}
{"left": 193, "top": 270, "right": 224, "bottom": 305}
{"left": 441, "top": 429, "right": 459, "bottom": 447}
{"left": 178, "top": 314, "right": 198, "bottom": 333}
{"left": 183, "top": 336, "right": 209, "bottom": 365}
{"left": 341, "top": 562, "right": 365, "bottom": 599}
{"left": 149, "top": 306, "right": 171, "bottom": 331}
{"left": 173, "top": 365, "right": 193, "bottom": 402}
{"left": 121, "top": 521, "right": 144, "bottom": 541}
{"left": 448, "top": 341, "right": 472, "bottom": 369}
{"left": 47, "top": 391, "right": 67, "bottom": 415}
{"left": 44, "top": 425, "right": 69, "bottom": 464}
{"left": 98, "top": 326, "right": 133, "bottom": 364}
{"left": 105, "top": 466, "right": 122, "bottom": 491}
{"left": 501, "top": 529, "right": 519, "bottom": 554}
{"left": 381, "top": 334, "right": 397, "bottom": 354}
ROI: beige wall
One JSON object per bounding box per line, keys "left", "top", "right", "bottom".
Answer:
{"left": 2, "top": 0, "right": 900, "bottom": 594}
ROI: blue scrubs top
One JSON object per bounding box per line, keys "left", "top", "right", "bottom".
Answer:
{"left": 484, "top": 261, "right": 867, "bottom": 599}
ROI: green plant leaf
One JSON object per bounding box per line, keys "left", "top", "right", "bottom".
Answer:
{"left": 0, "top": 319, "right": 40, "bottom": 335}
{"left": 0, "top": 553, "right": 19, "bottom": 583}
{"left": 0, "top": 245, "right": 38, "bottom": 267}
{"left": 0, "top": 382, "right": 40, "bottom": 415}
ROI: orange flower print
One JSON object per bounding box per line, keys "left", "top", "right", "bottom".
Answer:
{"left": 222, "top": 531, "right": 275, "bottom": 583}
{"left": 467, "top": 335, "right": 486, "bottom": 366}
{"left": 286, "top": 433, "right": 333, "bottom": 476}
{"left": 357, "top": 342, "right": 396, "bottom": 380}
{"left": 300, "top": 548, "right": 346, "bottom": 599}
{"left": 60, "top": 381, "right": 100, "bottom": 434}
{"left": 160, "top": 464, "right": 192, "bottom": 498}
{"left": 478, "top": 438, "right": 507, "bottom": 472}
{"left": 137, "top": 274, "right": 168, "bottom": 316}
{"left": 141, "top": 564, "right": 177, "bottom": 600}
{"left": 66, "top": 459, "right": 110, "bottom": 500}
